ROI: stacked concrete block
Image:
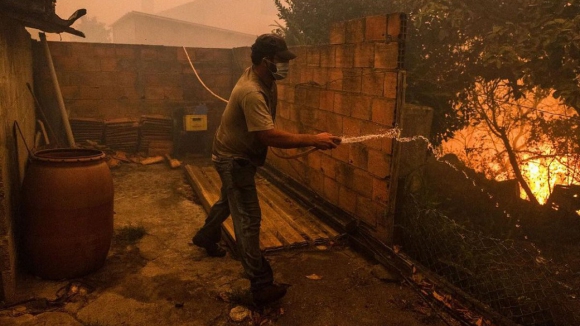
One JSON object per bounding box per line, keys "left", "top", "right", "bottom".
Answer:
{"left": 269, "top": 13, "right": 408, "bottom": 242}
{"left": 34, "top": 43, "right": 235, "bottom": 154}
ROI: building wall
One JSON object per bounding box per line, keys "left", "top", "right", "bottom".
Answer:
{"left": 259, "top": 14, "right": 407, "bottom": 242}
{"left": 33, "top": 41, "right": 236, "bottom": 154}
{"left": 0, "top": 17, "right": 37, "bottom": 302}
{"left": 158, "top": 0, "right": 279, "bottom": 36}
{"left": 112, "top": 14, "right": 257, "bottom": 48}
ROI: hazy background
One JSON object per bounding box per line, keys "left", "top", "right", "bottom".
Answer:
{"left": 43, "top": 0, "right": 281, "bottom": 43}
{"left": 55, "top": 0, "right": 195, "bottom": 25}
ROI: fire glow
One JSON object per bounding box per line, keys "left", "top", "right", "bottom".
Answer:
{"left": 442, "top": 84, "right": 580, "bottom": 207}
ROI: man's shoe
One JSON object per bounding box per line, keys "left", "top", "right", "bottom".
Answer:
{"left": 251, "top": 283, "right": 288, "bottom": 306}
{"left": 192, "top": 234, "right": 227, "bottom": 257}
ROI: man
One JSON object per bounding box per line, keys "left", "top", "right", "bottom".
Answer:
{"left": 191, "top": 34, "right": 341, "bottom": 306}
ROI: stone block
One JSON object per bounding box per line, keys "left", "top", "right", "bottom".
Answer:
{"left": 383, "top": 72, "right": 399, "bottom": 99}
{"left": 308, "top": 169, "right": 325, "bottom": 195}
{"left": 277, "top": 101, "right": 290, "bottom": 120}
{"left": 115, "top": 45, "right": 137, "bottom": 59}
{"left": 327, "top": 68, "right": 343, "bottom": 91}
{"left": 78, "top": 56, "right": 102, "bottom": 72}
{"left": 343, "top": 116, "right": 362, "bottom": 137}
{"left": 387, "top": 13, "right": 404, "bottom": 39}
{"left": 319, "top": 45, "right": 336, "bottom": 68}
{"left": 368, "top": 149, "right": 391, "bottom": 178}
{"left": 348, "top": 143, "right": 368, "bottom": 170}
{"left": 307, "top": 151, "right": 322, "bottom": 171}
{"left": 100, "top": 58, "right": 119, "bottom": 72}
{"left": 299, "top": 67, "right": 314, "bottom": 84}
{"left": 360, "top": 120, "right": 387, "bottom": 151}
{"left": 298, "top": 107, "right": 319, "bottom": 128}
{"left": 93, "top": 44, "right": 117, "bottom": 57}
{"left": 331, "top": 144, "right": 350, "bottom": 163}
{"left": 290, "top": 46, "right": 308, "bottom": 65}
{"left": 320, "top": 154, "right": 338, "bottom": 179}
{"left": 52, "top": 55, "right": 79, "bottom": 72}
{"left": 319, "top": 90, "right": 335, "bottom": 112}
{"left": 345, "top": 18, "right": 365, "bottom": 44}
{"left": 371, "top": 97, "right": 396, "bottom": 126}
{"left": 60, "top": 85, "right": 81, "bottom": 100}
{"left": 144, "top": 86, "right": 166, "bottom": 100}
{"left": 354, "top": 42, "right": 375, "bottom": 68}
{"left": 330, "top": 21, "right": 346, "bottom": 44}
{"left": 353, "top": 169, "right": 373, "bottom": 198}
{"left": 341, "top": 68, "right": 362, "bottom": 93}
{"left": 350, "top": 95, "right": 372, "bottom": 120}
{"left": 333, "top": 92, "right": 351, "bottom": 116}
{"left": 116, "top": 72, "right": 138, "bottom": 87}
{"left": 375, "top": 43, "right": 399, "bottom": 69}
{"left": 335, "top": 44, "right": 354, "bottom": 68}
{"left": 325, "top": 112, "right": 343, "bottom": 135}
{"left": 356, "top": 195, "right": 377, "bottom": 227}
{"left": 307, "top": 47, "right": 320, "bottom": 67}
{"left": 66, "top": 42, "right": 93, "bottom": 58}
{"left": 365, "top": 15, "right": 387, "bottom": 41}
{"left": 339, "top": 185, "right": 357, "bottom": 214}
{"left": 46, "top": 42, "right": 70, "bottom": 57}
{"left": 372, "top": 177, "right": 390, "bottom": 203}
{"left": 79, "top": 86, "right": 105, "bottom": 100}
{"left": 312, "top": 68, "right": 329, "bottom": 87}
{"left": 361, "top": 69, "right": 385, "bottom": 96}
{"left": 323, "top": 176, "right": 340, "bottom": 205}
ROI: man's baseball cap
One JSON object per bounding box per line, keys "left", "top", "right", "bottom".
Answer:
{"left": 251, "top": 34, "right": 296, "bottom": 61}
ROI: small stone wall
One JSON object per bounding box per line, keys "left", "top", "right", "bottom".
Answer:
{"left": 263, "top": 14, "right": 407, "bottom": 242}
{"left": 32, "top": 42, "right": 236, "bottom": 154}
{"left": 0, "top": 18, "right": 37, "bottom": 302}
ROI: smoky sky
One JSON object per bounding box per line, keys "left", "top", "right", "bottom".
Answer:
{"left": 55, "top": 0, "right": 192, "bottom": 25}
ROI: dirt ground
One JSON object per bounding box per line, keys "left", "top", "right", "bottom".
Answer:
{"left": 0, "top": 159, "right": 455, "bottom": 326}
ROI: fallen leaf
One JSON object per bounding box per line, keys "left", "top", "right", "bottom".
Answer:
{"left": 306, "top": 274, "right": 322, "bottom": 280}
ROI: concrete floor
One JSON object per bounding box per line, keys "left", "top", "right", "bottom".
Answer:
{"left": 0, "top": 160, "right": 454, "bottom": 325}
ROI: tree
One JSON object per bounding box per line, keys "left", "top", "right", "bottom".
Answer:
{"left": 72, "top": 16, "right": 111, "bottom": 43}
{"left": 443, "top": 80, "right": 580, "bottom": 205}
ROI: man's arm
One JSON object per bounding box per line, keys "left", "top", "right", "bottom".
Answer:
{"left": 255, "top": 128, "right": 341, "bottom": 150}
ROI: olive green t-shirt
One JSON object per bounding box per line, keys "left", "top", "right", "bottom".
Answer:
{"left": 212, "top": 67, "right": 277, "bottom": 166}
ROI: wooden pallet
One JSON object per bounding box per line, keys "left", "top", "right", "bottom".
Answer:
{"left": 185, "top": 164, "right": 340, "bottom": 253}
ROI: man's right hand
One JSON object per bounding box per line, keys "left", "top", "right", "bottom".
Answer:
{"left": 313, "top": 133, "right": 342, "bottom": 150}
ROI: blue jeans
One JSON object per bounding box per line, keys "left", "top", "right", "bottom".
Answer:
{"left": 195, "top": 158, "right": 273, "bottom": 290}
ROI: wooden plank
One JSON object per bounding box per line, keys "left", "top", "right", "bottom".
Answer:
{"left": 257, "top": 192, "right": 309, "bottom": 248}
{"left": 201, "top": 166, "right": 284, "bottom": 251}
{"left": 257, "top": 185, "right": 310, "bottom": 246}
{"left": 258, "top": 183, "right": 325, "bottom": 242}
{"left": 262, "top": 181, "right": 340, "bottom": 239}
{"left": 185, "top": 165, "right": 237, "bottom": 242}
{"left": 186, "top": 164, "right": 339, "bottom": 252}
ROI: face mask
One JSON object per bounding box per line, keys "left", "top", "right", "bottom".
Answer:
{"left": 264, "top": 59, "right": 289, "bottom": 80}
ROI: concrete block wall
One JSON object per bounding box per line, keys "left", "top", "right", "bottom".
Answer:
{"left": 0, "top": 18, "right": 37, "bottom": 302}
{"left": 32, "top": 42, "right": 235, "bottom": 154}
{"left": 266, "top": 14, "right": 407, "bottom": 242}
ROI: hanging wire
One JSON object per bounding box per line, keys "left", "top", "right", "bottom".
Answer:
{"left": 182, "top": 46, "right": 229, "bottom": 104}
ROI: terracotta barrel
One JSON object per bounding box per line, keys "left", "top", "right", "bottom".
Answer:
{"left": 21, "top": 148, "right": 114, "bottom": 279}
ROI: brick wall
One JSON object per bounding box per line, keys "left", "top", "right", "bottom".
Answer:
{"left": 0, "top": 18, "right": 37, "bottom": 302}
{"left": 32, "top": 42, "right": 235, "bottom": 154}
{"left": 264, "top": 14, "right": 407, "bottom": 242}
{"left": 32, "top": 13, "right": 407, "bottom": 243}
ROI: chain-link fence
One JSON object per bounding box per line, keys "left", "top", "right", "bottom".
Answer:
{"left": 395, "top": 189, "right": 579, "bottom": 326}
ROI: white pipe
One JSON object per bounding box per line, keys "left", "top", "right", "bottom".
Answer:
{"left": 39, "top": 32, "right": 75, "bottom": 148}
